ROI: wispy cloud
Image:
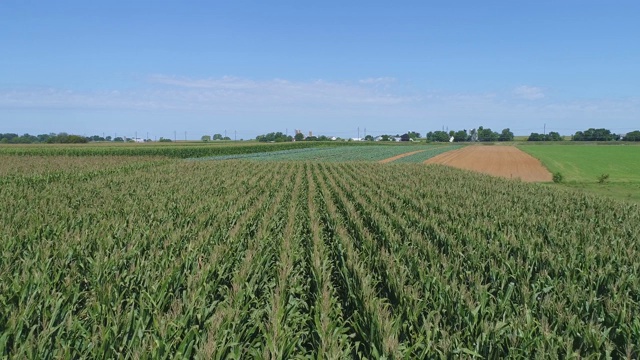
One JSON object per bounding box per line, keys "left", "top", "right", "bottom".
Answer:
{"left": 1, "top": 76, "right": 639, "bottom": 136}
{"left": 513, "top": 85, "right": 545, "bottom": 100}
{"left": 145, "top": 75, "right": 411, "bottom": 107}
{"left": 0, "top": 77, "right": 417, "bottom": 120}
{"left": 358, "top": 77, "right": 396, "bottom": 85}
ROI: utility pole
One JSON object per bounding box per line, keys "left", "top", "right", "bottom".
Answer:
{"left": 174, "top": 131, "right": 176, "bottom": 142}
{"left": 358, "top": 127, "right": 360, "bottom": 139}
{"left": 135, "top": 131, "right": 137, "bottom": 141}
{"left": 147, "top": 132, "right": 149, "bottom": 141}
{"left": 185, "top": 131, "right": 187, "bottom": 141}
{"left": 224, "top": 130, "right": 227, "bottom": 139}
{"left": 364, "top": 128, "right": 367, "bottom": 138}
{"left": 544, "top": 123, "right": 546, "bottom": 137}
{"left": 234, "top": 130, "right": 237, "bottom": 141}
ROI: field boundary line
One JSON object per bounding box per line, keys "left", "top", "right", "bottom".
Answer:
{"left": 379, "top": 150, "right": 426, "bottom": 164}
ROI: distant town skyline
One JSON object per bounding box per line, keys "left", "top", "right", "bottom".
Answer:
{"left": 2, "top": 1, "right": 639, "bottom": 139}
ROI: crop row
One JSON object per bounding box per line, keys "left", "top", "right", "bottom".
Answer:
{"left": 1, "top": 158, "right": 639, "bottom": 358}
{"left": 0, "top": 155, "right": 165, "bottom": 177}
{"left": 0, "top": 141, "right": 359, "bottom": 158}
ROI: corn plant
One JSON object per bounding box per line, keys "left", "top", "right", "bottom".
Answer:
{"left": 1, "top": 156, "right": 638, "bottom": 358}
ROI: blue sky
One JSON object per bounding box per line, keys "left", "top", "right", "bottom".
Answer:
{"left": 1, "top": 1, "right": 638, "bottom": 139}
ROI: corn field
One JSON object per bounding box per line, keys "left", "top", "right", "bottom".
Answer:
{"left": 1, "top": 156, "right": 639, "bottom": 358}
{"left": 0, "top": 142, "right": 373, "bottom": 158}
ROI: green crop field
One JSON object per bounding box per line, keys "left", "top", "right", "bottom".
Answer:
{"left": 0, "top": 141, "right": 374, "bottom": 158}
{"left": 1, "top": 149, "right": 639, "bottom": 358}
{"left": 520, "top": 144, "right": 640, "bottom": 203}
{"left": 190, "top": 144, "right": 461, "bottom": 163}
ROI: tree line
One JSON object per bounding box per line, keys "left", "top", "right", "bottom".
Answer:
{"left": 426, "top": 127, "right": 515, "bottom": 142}
{"left": 253, "top": 127, "right": 640, "bottom": 143}
{"left": 255, "top": 128, "right": 516, "bottom": 143}
{"left": 3, "top": 127, "right": 640, "bottom": 145}
{"left": 0, "top": 132, "right": 161, "bottom": 144}
{"left": 529, "top": 128, "right": 640, "bottom": 142}
{"left": 0, "top": 132, "right": 90, "bottom": 144}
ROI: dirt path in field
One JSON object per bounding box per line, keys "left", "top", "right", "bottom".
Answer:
{"left": 379, "top": 150, "right": 426, "bottom": 164}
{"left": 424, "top": 145, "right": 552, "bottom": 182}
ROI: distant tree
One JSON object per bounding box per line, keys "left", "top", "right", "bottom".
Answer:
{"left": 573, "top": 128, "right": 617, "bottom": 141}
{"left": 528, "top": 131, "right": 563, "bottom": 141}
{"left": 498, "top": 128, "right": 514, "bottom": 142}
{"left": 45, "top": 133, "right": 87, "bottom": 143}
{"left": 428, "top": 131, "right": 450, "bottom": 142}
{"left": 623, "top": 130, "right": 640, "bottom": 141}
{"left": 37, "top": 133, "right": 54, "bottom": 143}
{"left": 223, "top": 136, "right": 231, "bottom": 140}
{"left": 46, "top": 133, "right": 64, "bottom": 143}
{"left": 294, "top": 133, "right": 304, "bottom": 141}
{"left": 364, "top": 135, "right": 374, "bottom": 141}
{"left": 318, "top": 135, "right": 330, "bottom": 141}
{"left": 274, "top": 132, "right": 292, "bottom": 142}
{"left": 88, "top": 135, "right": 106, "bottom": 142}
{"left": 572, "top": 131, "right": 585, "bottom": 141}
{"left": 10, "top": 134, "right": 35, "bottom": 144}
{"left": 256, "top": 132, "right": 292, "bottom": 142}
{"left": 105, "top": 136, "right": 112, "bottom": 141}
{"left": 47, "top": 135, "right": 62, "bottom": 144}
{"left": 477, "top": 127, "right": 499, "bottom": 142}
{"left": 400, "top": 134, "right": 411, "bottom": 142}
{"left": 158, "top": 137, "right": 171, "bottom": 142}
{"left": 527, "top": 133, "right": 544, "bottom": 141}
{"left": 2, "top": 133, "right": 37, "bottom": 143}
{"left": 212, "top": 133, "right": 223, "bottom": 140}
{"left": 453, "top": 130, "right": 468, "bottom": 142}
{"left": 201, "top": 135, "right": 211, "bottom": 142}
{"left": 406, "top": 131, "right": 421, "bottom": 140}
{"left": 0, "top": 133, "right": 19, "bottom": 142}
{"left": 547, "top": 132, "right": 563, "bottom": 141}
{"left": 66, "top": 135, "right": 88, "bottom": 143}
{"left": 553, "top": 172, "right": 564, "bottom": 183}
{"left": 380, "top": 134, "right": 392, "bottom": 141}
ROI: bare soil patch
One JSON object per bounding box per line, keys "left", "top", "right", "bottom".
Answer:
{"left": 424, "top": 145, "right": 552, "bottom": 182}
{"left": 379, "top": 150, "right": 426, "bottom": 164}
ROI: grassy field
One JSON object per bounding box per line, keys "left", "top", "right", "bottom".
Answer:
{"left": 1, "top": 145, "right": 640, "bottom": 357}
{"left": 520, "top": 144, "right": 640, "bottom": 203}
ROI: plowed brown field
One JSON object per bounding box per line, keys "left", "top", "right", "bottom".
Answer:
{"left": 424, "top": 145, "right": 552, "bottom": 182}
